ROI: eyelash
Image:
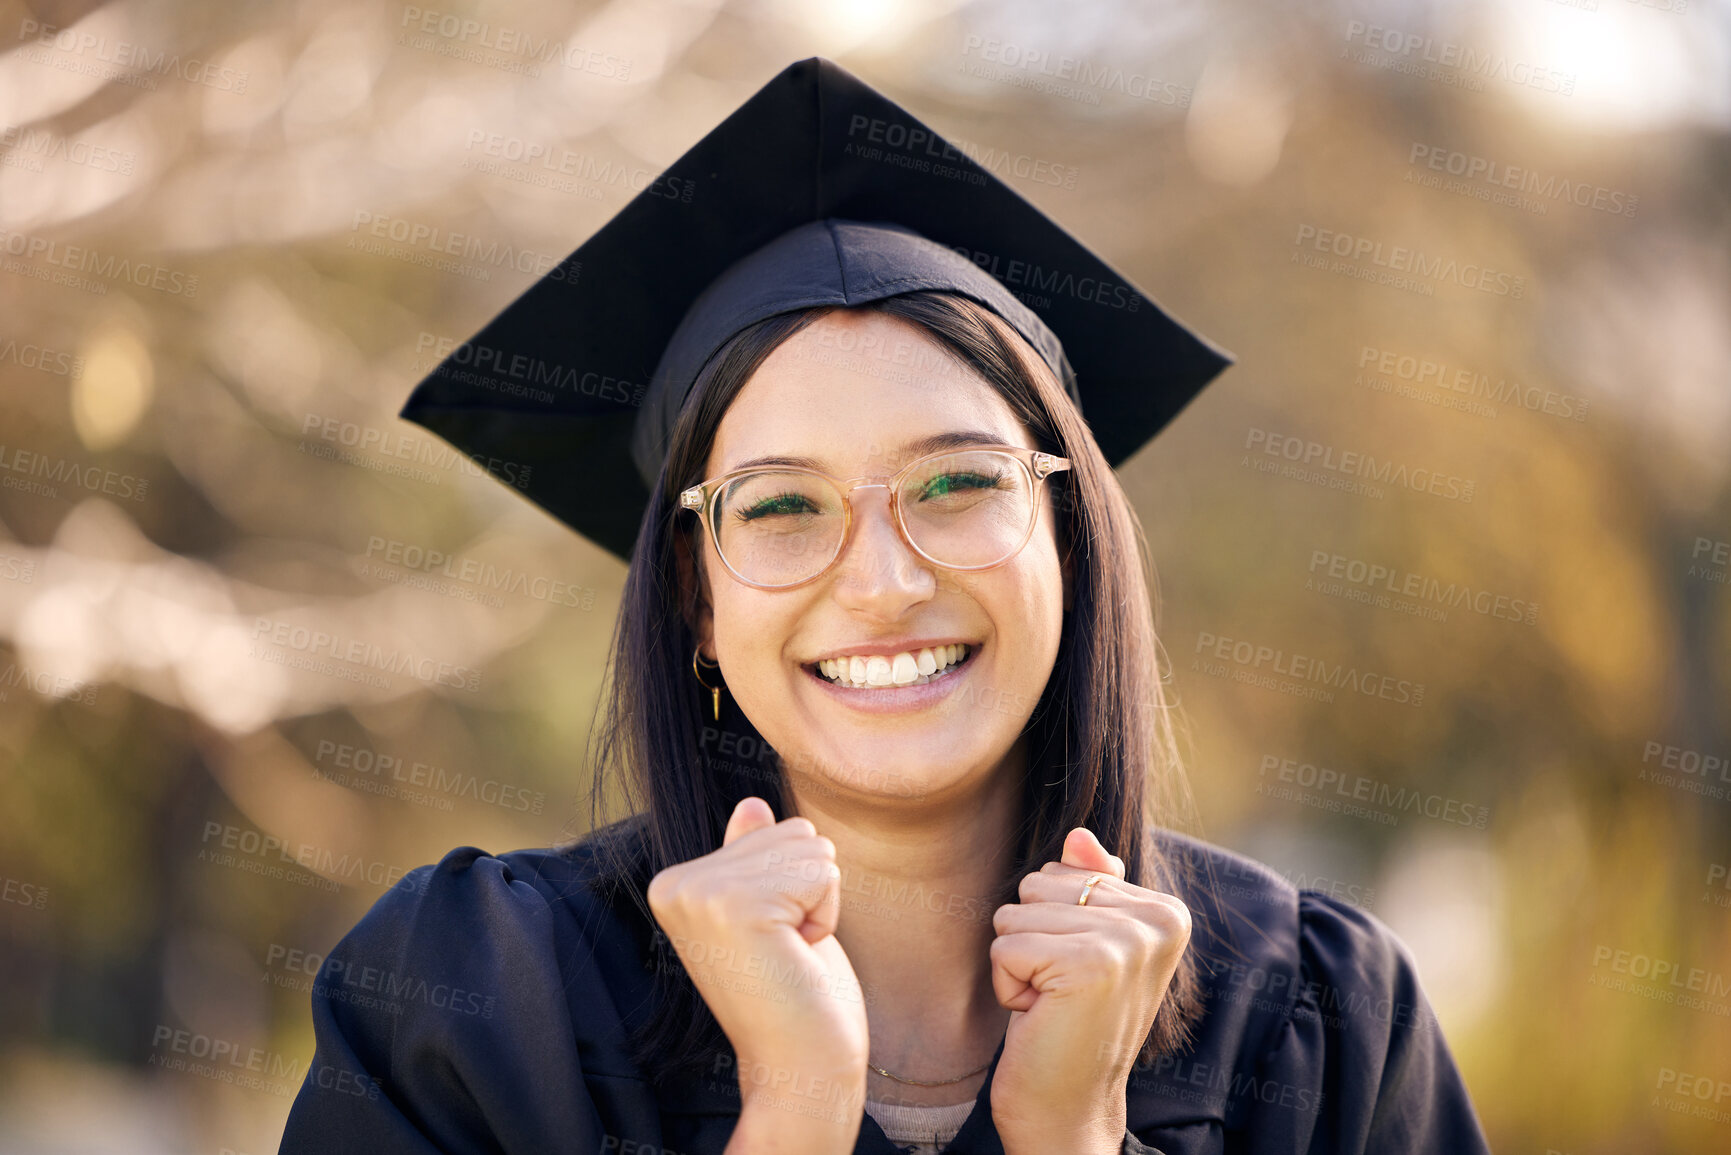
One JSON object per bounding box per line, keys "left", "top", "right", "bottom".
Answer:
{"left": 918, "top": 470, "right": 1004, "bottom": 499}
{"left": 734, "top": 492, "right": 816, "bottom": 522}
{"left": 733, "top": 470, "right": 1006, "bottom": 522}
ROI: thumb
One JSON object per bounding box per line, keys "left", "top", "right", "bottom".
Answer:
{"left": 1061, "top": 827, "right": 1125, "bottom": 879}
{"left": 723, "top": 796, "right": 776, "bottom": 847}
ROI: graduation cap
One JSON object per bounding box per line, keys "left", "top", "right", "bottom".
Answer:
{"left": 397, "top": 56, "right": 1231, "bottom": 562}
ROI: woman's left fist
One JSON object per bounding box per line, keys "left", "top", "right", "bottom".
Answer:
{"left": 988, "top": 827, "right": 1192, "bottom": 1155}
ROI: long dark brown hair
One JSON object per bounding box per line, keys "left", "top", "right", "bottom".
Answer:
{"left": 572, "top": 290, "right": 1206, "bottom": 1078}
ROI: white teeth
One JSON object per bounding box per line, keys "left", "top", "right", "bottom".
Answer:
{"left": 815, "top": 644, "right": 972, "bottom": 688}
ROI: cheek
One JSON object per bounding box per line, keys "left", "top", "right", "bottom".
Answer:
{"left": 1011, "top": 534, "right": 1068, "bottom": 634}
{"left": 959, "top": 547, "right": 1067, "bottom": 664}
{"left": 1016, "top": 559, "right": 1069, "bottom": 691}
{"left": 709, "top": 584, "right": 799, "bottom": 679}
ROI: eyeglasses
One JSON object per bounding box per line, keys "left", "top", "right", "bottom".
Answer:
{"left": 679, "top": 445, "right": 1072, "bottom": 590}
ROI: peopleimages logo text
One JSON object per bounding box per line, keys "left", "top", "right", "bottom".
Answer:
{"left": 947, "top": 244, "right": 1141, "bottom": 312}
{"left": 959, "top": 36, "right": 1192, "bottom": 106}
{"left": 1294, "top": 224, "right": 1525, "bottom": 298}
{"left": 1343, "top": 20, "right": 1574, "bottom": 95}
{"left": 1407, "top": 144, "right": 1637, "bottom": 218}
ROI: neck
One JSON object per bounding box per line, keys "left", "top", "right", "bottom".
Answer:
{"left": 785, "top": 744, "right": 1024, "bottom": 1097}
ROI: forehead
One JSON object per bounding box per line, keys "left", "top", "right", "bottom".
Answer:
{"left": 709, "top": 309, "right": 1035, "bottom": 476}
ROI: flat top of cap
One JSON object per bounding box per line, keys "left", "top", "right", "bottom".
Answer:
{"left": 398, "top": 56, "right": 1231, "bottom": 562}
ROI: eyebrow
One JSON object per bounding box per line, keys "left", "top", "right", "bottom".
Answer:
{"left": 725, "top": 429, "right": 1010, "bottom": 475}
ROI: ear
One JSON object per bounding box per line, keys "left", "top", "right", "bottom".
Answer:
{"left": 672, "top": 521, "right": 715, "bottom": 656}
{"left": 1061, "top": 541, "right": 1074, "bottom": 613}
{"left": 1035, "top": 463, "right": 1075, "bottom": 615}
{"left": 1056, "top": 495, "right": 1075, "bottom": 613}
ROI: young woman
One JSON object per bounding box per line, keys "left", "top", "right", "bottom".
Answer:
{"left": 279, "top": 60, "right": 1491, "bottom": 1155}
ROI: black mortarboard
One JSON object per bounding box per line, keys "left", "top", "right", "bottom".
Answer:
{"left": 397, "top": 56, "right": 1231, "bottom": 562}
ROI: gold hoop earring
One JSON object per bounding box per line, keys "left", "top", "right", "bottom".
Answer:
{"left": 692, "top": 646, "right": 723, "bottom": 721}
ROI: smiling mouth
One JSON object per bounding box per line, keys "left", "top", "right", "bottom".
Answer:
{"left": 806, "top": 647, "right": 976, "bottom": 692}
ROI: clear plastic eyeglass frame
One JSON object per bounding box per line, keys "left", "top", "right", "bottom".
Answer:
{"left": 677, "top": 445, "right": 1072, "bottom": 591}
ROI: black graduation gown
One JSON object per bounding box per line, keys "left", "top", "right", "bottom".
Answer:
{"left": 276, "top": 825, "right": 1492, "bottom": 1154}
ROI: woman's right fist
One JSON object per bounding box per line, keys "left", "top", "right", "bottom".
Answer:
{"left": 647, "top": 798, "right": 870, "bottom": 1094}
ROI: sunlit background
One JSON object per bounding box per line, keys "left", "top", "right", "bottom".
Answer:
{"left": 2, "top": 0, "right": 1729, "bottom": 1150}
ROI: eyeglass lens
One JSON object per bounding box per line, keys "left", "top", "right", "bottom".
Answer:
{"left": 711, "top": 450, "right": 1038, "bottom": 586}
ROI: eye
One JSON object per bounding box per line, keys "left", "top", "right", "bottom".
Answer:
{"left": 735, "top": 492, "right": 819, "bottom": 521}
{"left": 917, "top": 470, "right": 1005, "bottom": 501}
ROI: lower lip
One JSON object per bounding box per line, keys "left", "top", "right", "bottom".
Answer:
{"left": 802, "top": 652, "right": 977, "bottom": 713}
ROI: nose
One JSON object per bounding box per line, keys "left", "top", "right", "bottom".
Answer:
{"left": 828, "top": 485, "right": 936, "bottom": 617}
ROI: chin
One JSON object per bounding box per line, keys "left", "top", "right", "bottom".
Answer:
{"left": 777, "top": 725, "right": 1004, "bottom": 808}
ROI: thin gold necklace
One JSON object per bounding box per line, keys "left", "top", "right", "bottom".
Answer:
{"left": 867, "top": 1055, "right": 994, "bottom": 1087}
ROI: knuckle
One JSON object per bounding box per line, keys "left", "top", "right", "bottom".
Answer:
{"left": 1149, "top": 894, "right": 1192, "bottom": 939}
{"left": 697, "top": 888, "right": 733, "bottom": 925}
{"left": 1069, "top": 949, "right": 1117, "bottom": 989}
{"left": 646, "top": 867, "right": 680, "bottom": 912}
{"left": 784, "top": 817, "right": 817, "bottom": 838}
{"left": 1122, "top": 915, "right": 1164, "bottom": 957}
{"left": 1101, "top": 935, "right": 1138, "bottom": 978}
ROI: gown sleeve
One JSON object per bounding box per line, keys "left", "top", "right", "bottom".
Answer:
{"left": 1230, "top": 891, "right": 1492, "bottom": 1155}
{"left": 277, "top": 846, "right": 615, "bottom": 1154}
